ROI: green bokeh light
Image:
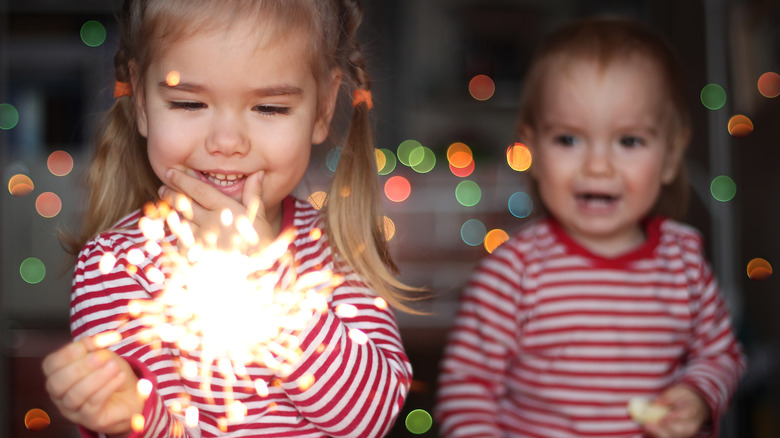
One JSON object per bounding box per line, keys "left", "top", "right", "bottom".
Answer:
{"left": 412, "top": 147, "right": 436, "bottom": 173}
{"left": 378, "top": 148, "right": 397, "bottom": 175}
{"left": 397, "top": 139, "right": 423, "bottom": 167}
{"left": 20, "top": 257, "right": 46, "bottom": 284}
{"left": 325, "top": 147, "right": 341, "bottom": 173}
{"left": 700, "top": 83, "right": 726, "bottom": 110}
{"left": 81, "top": 20, "right": 107, "bottom": 47}
{"left": 461, "top": 219, "right": 487, "bottom": 246}
{"left": 455, "top": 180, "right": 481, "bottom": 207}
{"left": 508, "top": 192, "right": 533, "bottom": 218}
{"left": 405, "top": 409, "right": 433, "bottom": 435}
{"left": 710, "top": 175, "right": 736, "bottom": 202}
{"left": 0, "top": 103, "right": 20, "bottom": 130}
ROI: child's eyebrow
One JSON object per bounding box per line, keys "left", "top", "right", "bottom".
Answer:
{"left": 158, "top": 82, "right": 304, "bottom": 97}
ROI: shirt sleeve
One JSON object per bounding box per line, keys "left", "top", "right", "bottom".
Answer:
{"left": 677, "top": 247, "right": 747, "bottom": 434}
{"left": 434, "top": 244, "right": 524, "bottom": 437}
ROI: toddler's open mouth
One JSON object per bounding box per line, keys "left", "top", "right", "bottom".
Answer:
{"left": 202, "top": 171, "right": 246, "bottom": 187}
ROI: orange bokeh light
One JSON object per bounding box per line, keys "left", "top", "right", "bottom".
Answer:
{"left": 484, "top": 229, "right": 509, "bottom": 253}
{"left": 506, "top": 143, "right": 532, "bottom": 171}
{"left": 8, "top": 174, "right": 34, "bottom": 196}
{"left": 727, "top": 114, "right": 753, "bottom": 137}
{"left": 25, "top": 409, "right": 51, "bottom": 431}
{"left": 469, "top": 75, "right": 495, "bottom": 101}
{"left": 449, "top": 160, "right": 475, "bottom": 177}
{"left": 747, "top": 258, "right": 772, "bottom": 281}
{"left": 384, "top": 176, "right": 411, "bottom": 202}
{"left": 47, "top": 150, "right": 74, "bottom": 176}
{"left": 166, "top": 70, "right": 181, "bottom": 86}
{"left": 307, "top": 191, "right": 328, "bottom": 210}
{"left": 36, "top": 192, "right": 62, "bottom": 218}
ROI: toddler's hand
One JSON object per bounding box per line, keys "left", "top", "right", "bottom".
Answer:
{"left": 160, "top": 168, "right": 275, "bottom": 250}
{"left": 643, "top": 384, "right": 710, "bottom": 438}
{"left": 42, "top": 336, "right": 143, "bottom": 435}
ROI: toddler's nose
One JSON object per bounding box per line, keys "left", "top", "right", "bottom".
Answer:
{"left": 206, "top": 112, "right": 249, "bottom": 156}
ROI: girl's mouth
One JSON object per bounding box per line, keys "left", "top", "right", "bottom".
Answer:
{"left": 576, "top": 193, "right": 619, "bottom": 209}
{"left": 202, "top": 171, "right": 246, "bottom": 186}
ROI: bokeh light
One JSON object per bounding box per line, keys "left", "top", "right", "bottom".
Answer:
{"left": 700, "top": 83, "right": 726, "bottom": 110}
{"left": 375, "top": 149, "right": 386, "bottom": 173}
{"left": 455, "top": 180, "right": 481, "bottom": 207}
{"left": 449, "top": 160, "right": 475, "bottom": 177}
{"left": 506, "top": 142, "right": 532, "bottom": 171}
{"left": 508, "top": 192, "right": 533, "bottom": 218}
{"left": 166, "top": 70, "right": 181, "bottom": 86}
{"left": 469, "top": 74, "right": 495, "bottom": 101}
{"left": 8, "top": 174, "right": 34, "bottom": 197}
{"left": 20, "top": 257, "right": 46, "bottom": 284}
{"left": 24, "top": 408, "right": 51, "bottom": 431}
{"left": 710, "top": 175, "right": 736, "bottom": 202}
{"left": 0, "top": 103, "right": 19, "bottom": 130}
{"left": 307, "top": 191, "right": 328, "bottom": 210}
{"left": 411, "top": 146, "right": 436, "bottom": 173}
{"left": 747, "top": 258, "right": 772, "bottom": 281}
{"left": 382, "top": 216, "right": 396, "bottom": 241}
{"left": 377, "top": 148, "right": 397, "bottom": 175}
{"left": 397, "top": 140, "right": 423, "bottom": 167}
{"left": 325, "top": 147, "right": 341, "bottom": 173}
{"left": 36, "top": 192, "right": 62, "bottom": 218}
{"left": 385, "top": 176, "right": 411, "bottom": 202}
{"left": 727, "top": 114, "right": 753, "bottom": 137}
{"left": 484, "top": 229, "right": 509, "bottom": 253}
{"left": 461, "top": 219, "right": 487, "bottom": 246}
{"left": 757, "top": 72, "right": 780, "bottom": 98}
{"left": 47, "top": 150, "right": 74, "bottom": 176}
{"left": 405, "top": 409, "right": 433, "bottom": 435}
{"left": 80, "top": 20, "right": 107, "bottom": 47}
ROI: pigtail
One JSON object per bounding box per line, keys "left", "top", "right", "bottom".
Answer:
{"left": 62, "top": 3, "right": 159, "bottom": 255}
{"left": 325, "top": 0, "right": 421, "bottom": 312}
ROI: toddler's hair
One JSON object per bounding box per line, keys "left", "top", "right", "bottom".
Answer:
{"left": 65, "top": 0, "right": 418, "bottom": 311}
{"left": 517, "top": 16, "right": 691, "bottom": 220}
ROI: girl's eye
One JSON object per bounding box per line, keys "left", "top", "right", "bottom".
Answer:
{"left": 254, "top": 105, "right": 290, "bottom": 116}
{"left": 168, "top": 101, "right": 206, "bottom": 111}
{"left": 554, "top": 135, "right": 577, "bottom": 146}
{"left": 619, "top": 136, "right": 645, "bottom": 147}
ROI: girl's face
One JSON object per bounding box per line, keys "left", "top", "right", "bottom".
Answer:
{"left": 135, "top": 20, "right": 339, "bottom": 229}
{"left": 523, "top": 56, "right": 683, "bottom": 256}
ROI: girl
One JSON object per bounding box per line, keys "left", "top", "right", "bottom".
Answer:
{"left": 435, "top": 17, "right": 745, "bottom": 438}
{"left": 42, "top": 0, "right": 415, "bottom": 437}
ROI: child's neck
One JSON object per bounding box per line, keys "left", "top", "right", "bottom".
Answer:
{"left": 563, "top": 223, "right": 646, "bottom": 258}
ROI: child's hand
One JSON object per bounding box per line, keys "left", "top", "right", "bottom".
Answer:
{"left": 42, "top": 337, "right": 143, "bottom": 435}
{"left": 643, "top": 385, "right": 710, "bottom": 438}
{"left": 160, "top": 168, "right": 275, "bottom": 249}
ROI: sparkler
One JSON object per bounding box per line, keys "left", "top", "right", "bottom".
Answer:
{"left": 97, "top": 199, "right": 343, "bottom": 427}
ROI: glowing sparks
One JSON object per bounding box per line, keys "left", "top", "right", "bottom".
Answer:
{"left": 297, "top": 373, "right": 316, "bottom": 391}
{"left": 348, "top": 328, "right": 369, "bottom": 345}
{"left": 99, "top": 253, "right": 117, "bottom": 274}
{"left": 131, "top": 414, "right": 145, "bottom": 432}
{"left": 118, "top": 201, "right": 343, "bottom": 422}
{"left": 137, "top": 379, "right": 153, "bottom": 399}
{"left": 94, "top": 330, "right": 122, "bottom": 349}
{"left": 374, "top": 297, "right": 388, "bottom": 310}
{"left": 185, "top": 406, "right": 199, "bottom": 427}
{"left": 336, "top": 303, "right": 359, "bottom": 318}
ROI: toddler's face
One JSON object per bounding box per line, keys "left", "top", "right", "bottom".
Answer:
{"left": 135, "top": 20, "right": 338, "bottom": 230}
{"left": 524, "top": 56, "right": 682, "bottom": 256}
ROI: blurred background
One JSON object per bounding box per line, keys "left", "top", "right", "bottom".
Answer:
{"left": 1, "top": 0, "right": 778, "bottom": 436}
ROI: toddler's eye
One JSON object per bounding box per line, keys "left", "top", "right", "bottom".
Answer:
{"left": 168, "top": 101, "right": 206, "bottom": 111}
{"left": 554, "top": 135, "right": 577, "bottom": 146}
{"left": 619, "top": 136, "right": 645, "bottom": 147}
{"left": 254, "top": 105, "right": 290, "bottom": 116}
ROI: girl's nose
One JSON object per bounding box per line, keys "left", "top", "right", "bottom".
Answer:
{"left": 582, "top": 144, "right": 614, "bottom": 177}
{"left": 205, "top": 112, "right": 250, "bottom": 156}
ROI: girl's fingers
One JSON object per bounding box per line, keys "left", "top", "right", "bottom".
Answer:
{"left": 166, "top": 168, "right": 226, "bottom": 212}
{"left": 57, "top": 352, "right": 119, "bottom": 411}
{"left": 42, "top": 341, "right": 88, "bottom": 378}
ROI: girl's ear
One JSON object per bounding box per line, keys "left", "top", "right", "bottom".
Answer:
{"left": 130, "top": 61, "right": 149, "bottom": 138}
{"left": 312, "top": 68, "right": 343, "bottom": 145}
{"left": 661, "top": 127, "right": 690, "bottom": 184}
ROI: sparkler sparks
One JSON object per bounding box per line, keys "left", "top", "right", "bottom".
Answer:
{"left": 97, "top": 201, "right": 343, "bottom": 427}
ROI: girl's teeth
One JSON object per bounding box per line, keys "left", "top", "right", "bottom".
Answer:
{"left": 204, "top": 172, "right": 245, "bottom": 186}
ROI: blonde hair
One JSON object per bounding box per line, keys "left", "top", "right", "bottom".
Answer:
{"left": 66, "top": 0, "right": 419, "bottom": 311}
{"left": 517, "top": 16, "right": 691, "bottom": 221}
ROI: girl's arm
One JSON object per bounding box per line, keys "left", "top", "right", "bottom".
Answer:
{"left": 435, "top": 249, "right": 522, "bottom": 437}
{"left": 279, "top": 274, "right": 412, "bottom": 437}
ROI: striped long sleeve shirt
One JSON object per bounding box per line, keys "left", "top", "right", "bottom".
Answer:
{"left": 70, "top": 196, "right": 411, "bottom": 437}
{"left": 435, "top": 216, "right": 745, "bottom": 437}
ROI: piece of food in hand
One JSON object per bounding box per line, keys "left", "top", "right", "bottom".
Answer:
{"left": 627, "top": 397, "right": 669, "bottom": 424}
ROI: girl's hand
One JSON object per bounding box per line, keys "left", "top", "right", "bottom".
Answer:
{"left": 42, "top": 337, "right": 143, "bottom": 436}
{"left": 160, "top": 168, "right": 275, "bottom": 249}
{"left": 643, "top": 385, "right": 710, "bottom": 438}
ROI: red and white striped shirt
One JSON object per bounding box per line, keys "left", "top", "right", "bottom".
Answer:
{"left": 70, "top": 196, "right": 411, "bottom": 437}
{"left": 435, "top": 216, "right": 745, "bottom": 437}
